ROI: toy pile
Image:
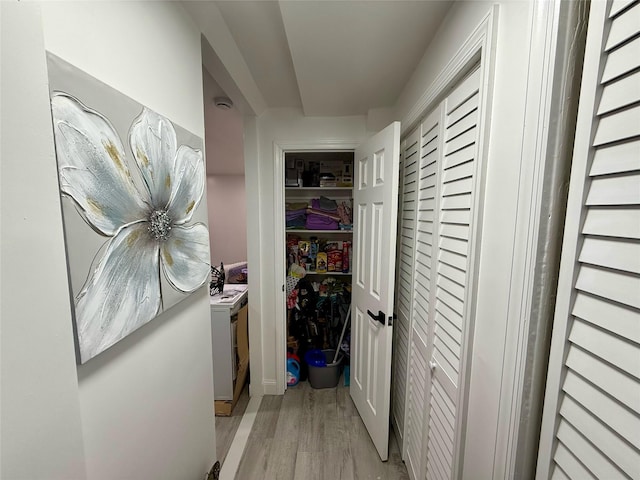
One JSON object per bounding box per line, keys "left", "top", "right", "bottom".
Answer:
{"left": 286, "top": 273, "right": 351, "bottom": 382}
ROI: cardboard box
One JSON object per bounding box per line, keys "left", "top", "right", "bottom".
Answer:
{"left": 215, "top": 304, "right": 249, "bottom": 417}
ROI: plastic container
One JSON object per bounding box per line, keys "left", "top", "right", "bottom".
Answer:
{"left": 287, "top": 358, "right": 300, "bottom": 386}
{"left": 305, "top": 349, "right": 342, "bottom": 389}
{"left": 305, "top": 349, "right": 328, "bottom": 367}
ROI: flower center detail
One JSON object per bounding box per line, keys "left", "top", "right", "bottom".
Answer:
{"left": 148, "top": 210, "right": 172, "bottom": 241}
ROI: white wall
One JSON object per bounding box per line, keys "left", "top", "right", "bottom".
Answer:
{"left": 246, "top": 108, "right": 367, "bottom": 393}
{"left": 207, "top": 176, "right": 248, "bottom": 265}
{"left": 394, "top": 1, "right": 542, "bottom": 478}
{"left": 1, "top": 3, "right": 216, "bottom": 479}
{"left": 1, "top": 5, "right": 87, "bottom": 478}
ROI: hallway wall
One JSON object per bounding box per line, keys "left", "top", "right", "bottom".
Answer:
{"left": 1, "top": 5, "right": 88, "bottom": 478}
{"left": 1, "top": 3, "right": 216, "bottom": 479}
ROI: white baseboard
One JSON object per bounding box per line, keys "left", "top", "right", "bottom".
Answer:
{"left": 262, "top": 379, "right": 280, "bottom": 396}
{"left": 219, "top": 394, "right": 263, "bottom": 480}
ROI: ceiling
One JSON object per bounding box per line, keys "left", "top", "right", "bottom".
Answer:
{"left": 202, "top": 1, "right": 453, "bottom": 117}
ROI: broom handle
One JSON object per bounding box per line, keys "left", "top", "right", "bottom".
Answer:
{"left": 332, "top": 303, "right": 351, "bottom": 364}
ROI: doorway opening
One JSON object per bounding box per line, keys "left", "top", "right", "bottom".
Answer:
{"left": 273, "top": 143, "right": 360, "bottom": 397}
{"left": 201, "top": 64, "right": 251, "bottom": 467}
{"left": 280, "top": 150, "right": 355, "bottom": 395}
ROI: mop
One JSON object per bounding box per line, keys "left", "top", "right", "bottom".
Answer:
{"left": 328, "top": 303, "right": 351, "bottom": 366}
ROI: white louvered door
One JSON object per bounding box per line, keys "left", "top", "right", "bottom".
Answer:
{"left": 405, "top": 107, "right": 443, "bottom": 480}
{"left": 392, "top": 127, "right": 420, "bottom": 453}
{"left": 425, "top": 66, "right": 482, "bottom": 480}
{"left": 393, "top": 65, "right": 484, "bottom": 480}
{"left": 537, "top": 1, "right": 640, "bottom": 479}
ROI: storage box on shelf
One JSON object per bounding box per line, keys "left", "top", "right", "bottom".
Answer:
{"left": 287, "top": 235, "right": 352, "bottom": 275}
{"left": 285, "top": 153, "right": 353, "bottom": 188}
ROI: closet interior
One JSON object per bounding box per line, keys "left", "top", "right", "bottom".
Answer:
{"left": 283, "top": 151, "right": 355, "bottom": 388}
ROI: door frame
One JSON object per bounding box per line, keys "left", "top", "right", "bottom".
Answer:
{"left": 494, "top": 1, "right": 587, "bottom": 477}
{"left": 273, "top": 139, "right": 360, "bottom": 394}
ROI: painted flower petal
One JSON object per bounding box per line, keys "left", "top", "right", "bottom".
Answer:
{"left": 166, "top": 145, "right": 205, "bottom": 224}
{"left": 129, "top": 108, "right": 177, "bottom": 209}
{"left": 51, "top": 93, "right": 149, "bottom": 236}
{"left": 160, "top": 223, "right": 210, "bottom": 293}
{"left": 75, "top": 222, "right": 161, "bottom": 362}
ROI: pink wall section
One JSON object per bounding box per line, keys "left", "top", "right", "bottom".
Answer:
{"left": 207, "top": 175, "right": 247, "bottom": 266}
{"left": 202, "top": 69, "right": 244, "bottom": 175}
{"left": 202, "top": 68, "right": 247, "bottom": 267}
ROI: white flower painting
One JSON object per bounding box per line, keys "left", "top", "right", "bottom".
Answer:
{"left": 48, "top": 57, "right": 210, "bottom": 363}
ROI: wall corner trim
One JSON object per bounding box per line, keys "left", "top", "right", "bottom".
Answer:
{"left": 400, "top": 5, "right": 499, "bottom": 138}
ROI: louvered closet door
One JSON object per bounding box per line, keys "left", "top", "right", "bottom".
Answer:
{"left": 404, "top": 107, "right": 442, "bottom": 480}
{"left": 392, "top": 128, "right": 420, "bottom": 451}
{"left": 537, "top": 1, "right": 640, "bottom": 479}
{"left": 425, "top": 66, "right": 482, "bottom": 480}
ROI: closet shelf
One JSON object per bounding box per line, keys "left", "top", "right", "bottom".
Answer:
{"left": 303, "top": 271, "right": 352, "bottom": 276}
{"left": 285, "top": 186, "right": 352, "bottom": 191}
{"left": 286, "top": 229, "right": 353, "bottom": 234}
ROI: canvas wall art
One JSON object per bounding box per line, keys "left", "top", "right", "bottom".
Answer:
{"left": 46, "top": 53, "right": 210, "bottom": 363}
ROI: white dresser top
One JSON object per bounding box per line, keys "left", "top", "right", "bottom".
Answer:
{"left": 209, "top": 284, "right": 248, "bottom": 310}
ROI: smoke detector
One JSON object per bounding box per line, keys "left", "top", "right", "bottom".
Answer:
{"left": 213, "top": 96, "right": 233, "bottom": 110}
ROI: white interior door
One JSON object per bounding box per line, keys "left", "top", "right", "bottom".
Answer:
{"left": 351, "top": 121, "right": 401, "bottom": 461}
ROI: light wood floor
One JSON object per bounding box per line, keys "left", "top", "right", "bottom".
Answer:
{"left": 234, "top": 379, "right": 409, "bottom": 480}
{"left": 216, "top": 384, "right": 250, "bottom": 466}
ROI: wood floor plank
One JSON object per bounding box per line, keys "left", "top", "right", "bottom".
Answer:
{"left": 337, "top": 379, "right": 359, "bottom": 419}
{"left": 235, "top": 437, "right": 272, "bottom": 480}
{"left": 350, "top": 415, "right": 387, "bottom": 479}
{"left": 388, "top": 430, "right": 410, "bottom": 480}
{"left": 299, "top": 386, "right": 335, "bottom": 453}
{"left": 234, "top": 395, "right": 282, "bottom": 479}
{"left": 263, "top": 384, "right": 305, "bottom": 480}
{"left": 215, "top": 384, "right": 250, "bottom": 465}
{"left": 233, "top": 380, "right": 409, "bottom": 480}
{"left": 323, "top": 386, "right": 355, "bottom": 479}
{"left": 293, "top": 451, "right": 325, "bottom": 480}
{"left": 349, "top": 415, "right": 410, "bottom": 480}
